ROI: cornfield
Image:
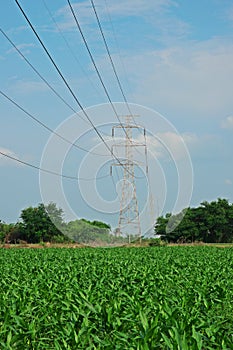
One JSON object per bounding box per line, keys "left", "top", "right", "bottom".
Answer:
{"left": 0, "top": 246, "right": 232, "bottom": 349}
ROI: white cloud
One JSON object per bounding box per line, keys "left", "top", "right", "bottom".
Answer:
{"left": 221, "top": 116, "right": 233, "bottom": 130}
{"left": 0, "top": 147, "right": 22, "bottom": 167}
{"left": 55, "top": 0, "right": 176, "bottom": 25}
{"left": 122, "top": 38, "right": 233, "bottom": 119}
{"left": 53, "top": 0, "right": 187, "bottom": 41}
{"left": 9, "top": 79, "right": 49, "bottom": 94}
{"left": 225, "top": 179, "right": 232, "bottom": 185}
{"left": 97, "top": 0, "right": 176, "bottom": 17}
{"left": 136, "top": 131, "right": 222, "bottom": 163}
{"left": 144, "top": 131, "right": 197, "bottom": 161}
{"left": 102, "top": 131, "right": 198, "bottom": 161}
{"left": 6, "top": 43, "right": 35, "bottom": 55}
{"left": 102, "top": 129, "right": 218, "bottom": 162}
{"left": 54, "top": 2, "right": 93, "bottom": 31}
{"left": 51, "top": 1, "right": 233, "bottom": 123}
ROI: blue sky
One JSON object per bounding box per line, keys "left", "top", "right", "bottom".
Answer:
{"left": 1, "top": 0, "right": 233, "bottom": 234}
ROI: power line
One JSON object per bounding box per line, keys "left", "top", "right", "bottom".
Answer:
{"left": 0, "top": 28, "right": 110, "bottom": 138}
{"left": 0, "top": 28, "right": 85, "bottom": 123}
{"left": 89, "top": 0, "right": 146, "bottom": 159}
{"left": 90, "top": 0, "right": 133, "bottom": 117}
{"left": 99, "top": 0, "right": 146, "bottom": 139}
{"left": 0, "top": 90, "right": 108, "bottom": 157}
{"left": 103, "top": 0, "right": 131, "bottom": 96}
{"left": 0, "top": 150, "right": 109, "bottom": 181}
{"left": 14, "top": 0, "right": 135, "bottom": 176}
{"left": 41, "top": 0, "right": 103, "bottom": 100}
{"left": 103, "top": 2, "right": 149, "bottom": 166}
{"left": 66, "top": 0, "right": 132, "bottom": 141}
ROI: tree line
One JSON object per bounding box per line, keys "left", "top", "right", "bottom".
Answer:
{"left": 1, "top": 198, "right": 233, "bottom": 244}
{"left": 0, "top": 202, "right": 113, "bottom": 244}
{"left": 155, "top": 198, "right": 233, "bottom": 243}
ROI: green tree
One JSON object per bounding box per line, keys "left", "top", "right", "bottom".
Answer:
{"left": 155, "top": 198, "right": 233, "bottom": 243}
{"left": 0, "top": 220, "right": 7, "bottom": 242}
{"left": 66, "top": 219, "right": 112, "bottom": 244}
{"left": 0, "top": 221, "right": 21, "bottom": 243}
{"left": 46, "top": 202, "right": 64, "bottom": 228}
{"left": 80, "top": 219, "right": 111, "bottom": 230}
{"left": 20, "top": 203, "right": 66, "bottom": 243}
{"left": 199, "top": 199, "right": 233, "bottom": 243}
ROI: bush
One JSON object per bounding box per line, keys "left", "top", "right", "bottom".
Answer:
{"left": 50, "top": 234, "right": 71, "bottom": 243}
{"left": 148, "top": 238, "right": 167, "bottom": 247}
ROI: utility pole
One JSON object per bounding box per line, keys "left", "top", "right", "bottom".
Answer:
{"left": 111, "top": 115, "right": 148, "bottom": 243}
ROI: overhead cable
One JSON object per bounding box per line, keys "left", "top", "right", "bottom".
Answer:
{"left": 90, "top": 0, "right": 146, "bottom": 156}
{"left": 90, "top": 0, "right": 133, "bottom": 117}
{"left": 0, "top": 28, "right": 110, "bottom": 138}
{"left": 41, "top": 0, "right": 103, "bottom": 100}
{"left": 0, "top": 90, "right": 108, "bottom": 157}
{"left": 14, "top": 0, "right": 136, "bottom": 177}
{"left": 66, "top": 0, "right": 132, "bottom": 140}
{"left": 0, "top": 150, "right": 109, "bottom": 181}
{"left": 98, "top": 0, "right": 145, "bottom": 137}
{"left": 0, "top": 28, "right": 86, "bottom": 123}
{"left": 103, "top": 0, "right": 131, "bottom": 94}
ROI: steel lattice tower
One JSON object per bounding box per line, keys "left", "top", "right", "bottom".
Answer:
{"left": 111, "top": 115, "right": 148, "bottom": 243}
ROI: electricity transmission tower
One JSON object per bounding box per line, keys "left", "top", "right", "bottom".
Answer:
{"left": 111, "top": 115, "right": 148, "bottom": 243}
